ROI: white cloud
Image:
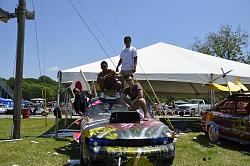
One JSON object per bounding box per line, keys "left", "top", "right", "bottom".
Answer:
{"left": 48, "top": 66, "right": 59, "bottom": 72}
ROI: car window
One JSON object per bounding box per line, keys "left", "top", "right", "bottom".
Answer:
{"left": 86, "top": 102, "right": 129, "bottom": 119}
{"left": 0, "top": 104, "right": 5, "bottom": 108}
{"left": 236, "top": 101, "right": 250, "bottom": 115}
{"left": 218, "top": 100, "right": 236, "bottom": 114}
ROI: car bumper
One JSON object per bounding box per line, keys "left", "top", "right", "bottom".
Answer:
{"left": 83, "top": 143, "right": 175, "bottom": 163}
{"left": 179, "top": 109, "right": 191, "bottom": 114}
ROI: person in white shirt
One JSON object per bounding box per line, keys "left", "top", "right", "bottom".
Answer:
{"left": 116, "top": 36, "right": 138, "bottom": 89}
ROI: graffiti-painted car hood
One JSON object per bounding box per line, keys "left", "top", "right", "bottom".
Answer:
{"left": 82, "top": 118, "right": 172, "bottom": 140}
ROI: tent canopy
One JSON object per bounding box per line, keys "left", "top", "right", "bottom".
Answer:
{"left": 61, "top": 42, "right": 250, "bottom": 94}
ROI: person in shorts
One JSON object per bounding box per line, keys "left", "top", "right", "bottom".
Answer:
{"left": 121, "top": 74, "right": 148, "bottom": 118}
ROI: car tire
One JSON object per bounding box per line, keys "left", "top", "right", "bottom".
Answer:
{"left": 208, "top": 123, "right": 219, "bottom": 143}
{"left": 179, "top": 112, "right": 184, "bottom": 116}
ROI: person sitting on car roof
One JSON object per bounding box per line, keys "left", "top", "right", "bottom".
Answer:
{"left": 97, "top": 61, "right": 122, "bottom": 98}
{"left": 121, "top": 74, "right": 148, "bottom": 118}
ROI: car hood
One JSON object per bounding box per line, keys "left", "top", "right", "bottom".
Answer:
{"left": 82, "top": 118, "right": 172, "bottom": 140}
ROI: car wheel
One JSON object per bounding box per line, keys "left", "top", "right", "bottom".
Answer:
{"left": 208, "top": 123, "right": 219, "bottom": 143}
{"left": 179, "top": 112, "right": 184, "bottom": 116}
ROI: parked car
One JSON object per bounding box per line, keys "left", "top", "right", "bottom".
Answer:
{"left": 201, "top": 93, "right": 250, "bottom": 144}
{"left": 80, "top": 98, "right": 175, "bottom": 166}
{"left": 0, "top": 104, "right": 7, "bottom": 114}
{"left": 178, "top": 99, "right": 211, "bottom": 116}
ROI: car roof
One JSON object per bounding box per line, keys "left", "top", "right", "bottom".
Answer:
{"left": 225, "top": 92, "right": 250, "bottom": 99}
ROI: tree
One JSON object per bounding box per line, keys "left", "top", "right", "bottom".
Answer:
{"left": 5, "top": 76, "right": 58, "bottom": 101}
{"left": 191, "top": 24, "right": 250, "bottom": 63}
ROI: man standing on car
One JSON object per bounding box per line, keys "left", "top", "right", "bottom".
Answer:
{"left": 116, "top": 36, "right": 137, "bottom": 89}
{"left": 121, "top": 74, "right": 148, "bottom": 118}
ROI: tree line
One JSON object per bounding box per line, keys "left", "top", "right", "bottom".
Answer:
{"left": 4, "top": 75, "right": 58, "bottom": 101}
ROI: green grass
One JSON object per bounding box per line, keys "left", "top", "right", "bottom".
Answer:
{"left": 0, "top": 118, "right": 249, "bottom": 166}
{"left": 0, "top": 118, "right": 79, "bottom": 166}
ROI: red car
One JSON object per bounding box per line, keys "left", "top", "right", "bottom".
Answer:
{"left": 201, "top": 93, "right": 250, "bottom": 144}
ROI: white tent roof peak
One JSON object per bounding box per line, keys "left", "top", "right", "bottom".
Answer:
{"left": 61, "top": 42, "right": 250, "bottom": 94}
{"left": 63, "top": 42, "right": 250, "bottom": 77}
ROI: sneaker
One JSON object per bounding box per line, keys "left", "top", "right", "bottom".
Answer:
{"left": 100, "top": 92, "right": 105, "bottom": 98}
{"left": 115, "top": 92, "right": 120, "bottom": 98}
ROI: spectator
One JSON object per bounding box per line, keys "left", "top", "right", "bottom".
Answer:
{"left": 73, "top": 88, "right": 91, "bottom": 115}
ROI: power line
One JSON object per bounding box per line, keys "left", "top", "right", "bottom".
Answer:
{"left": 77, "top": 0, "right": 118, "bottom": 56}
{"left": 39, "top": 0, "right": 46, "bottom": 78}
{"left": 105, "top": 0, "right": 125, "bottom": 36}
{"left": 68, "top": 0, "right": 116, "bottom": 68}
{"left": 31, "top": 0, "right": 42, "bottom": 77}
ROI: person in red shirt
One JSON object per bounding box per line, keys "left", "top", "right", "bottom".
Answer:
{"left": 97, "top": 61, "right": 122, "bottom": 98}
{"left": 121, "top": 74, "right": 148, "bottom": 118}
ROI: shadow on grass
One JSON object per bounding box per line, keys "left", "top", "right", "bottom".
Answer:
{"left": 41, "top": 118, "right": 80, "bottom": 136}
{"left": 38, "top": 118, "right": 81, "bottom": 165}
{"left": 193, "top": 134, "right": 250, "bottom": 155}
{"left": 161, "top": 117, "right": 202, "bottom": 132}
{"left": 54, "top": 140, "right": 80, "bottom": 165}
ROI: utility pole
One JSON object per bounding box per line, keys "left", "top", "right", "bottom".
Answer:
{"left": 13, "top": 0, "right": 26, "bottom": 139}
{"left": 13, "top": 0, "right": 34, "bottom": 139}
{"left": 1, "top": 1, "right": 34, "bottom": 139}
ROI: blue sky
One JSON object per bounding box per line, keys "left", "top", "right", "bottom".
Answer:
{"left": 0, "top": 0, "right": 250, "bottom": 80}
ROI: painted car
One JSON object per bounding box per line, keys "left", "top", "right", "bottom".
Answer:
{"left": 201, "top": 93, "right": 250, "bottom": 144}
{"left": 80, "top": 98, "right": 175, "bottom": 166}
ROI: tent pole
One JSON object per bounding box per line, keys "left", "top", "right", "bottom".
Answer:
{"left": 55, "top": 71, "right": 62, "bottom": 138}
{"left": 188, "top": 83, "right": 199, "bottom": 95}
{"left": 210, "top": 74, "right": 215, "bottom": 107}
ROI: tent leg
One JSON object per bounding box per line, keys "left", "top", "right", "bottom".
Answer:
{"left": 55, "top": 71, "right": 62, "bottom": 138}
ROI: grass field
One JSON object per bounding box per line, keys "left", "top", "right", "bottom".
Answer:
{"left": 0, "top": 118, "right": 249, "bottom": 166}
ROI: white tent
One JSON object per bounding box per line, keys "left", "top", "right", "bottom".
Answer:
{"left": 61, "top": 42, "right": 250, "bottom": 95}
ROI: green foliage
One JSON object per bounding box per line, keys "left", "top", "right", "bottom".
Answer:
{"left": 191, "top": 24, "right": 250, "bottom": 63}
{"left": 5, "top": 75, "right": 58, "bottom": 101}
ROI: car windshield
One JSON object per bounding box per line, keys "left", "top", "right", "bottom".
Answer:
{"left": 187, "top": 99, "right": 200, "bottom": 104}
{"left": 85, "top": 99, "right": 129, "bottom": 120}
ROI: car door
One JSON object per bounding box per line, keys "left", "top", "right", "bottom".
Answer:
{"left": 213, "top": 99, "right": 236, "bottom": 137}
{"left": 232, "top": 99, "right": 250, "bottom": 143}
